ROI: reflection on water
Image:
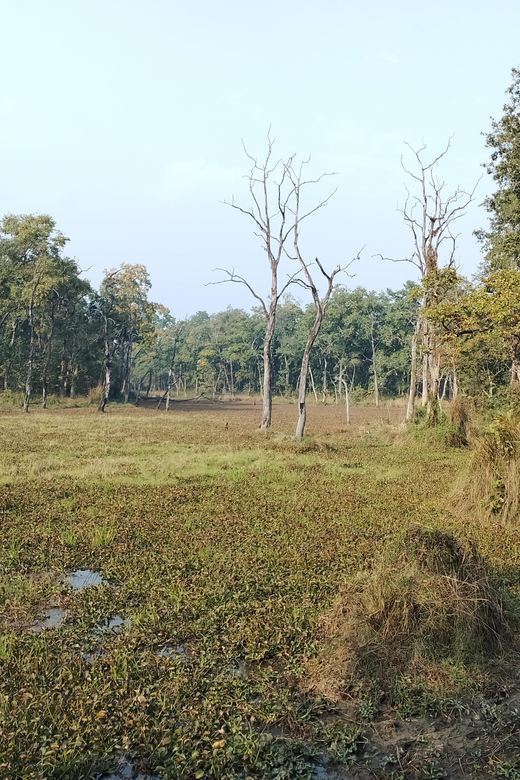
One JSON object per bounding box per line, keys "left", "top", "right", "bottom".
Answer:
{"left": 65, "top": 569, "right": 107, "bottom": 590}
{"left": 81, "top": 615, "right": 128, "bottom": 663}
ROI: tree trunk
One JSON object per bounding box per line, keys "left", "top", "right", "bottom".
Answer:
{"left": 427, "top": 346, "right": 441, "bottom": 421}
{"left": 322, "top": 357, "right": 327, "bottom": 404}
{"left": 340, "top": 377, "right": 350, "bottom": 425}
{"left": 296, "top": 311, "right": 324, "bottom": 440}
{"left": 123, "top": 331, "right": 133, "bottom": 404}
{"left": 59, "top": 345, "right": 67, "bottom": 398}
{"left": 260, "top": 300, "right": 276, "bottom": 429}
{"left": 4, "top": 321, "right": 18, "bottom": 391}
{"left": 452, "top": 367, "right": 459, "bottom": 399}
{"left": 145, "top": 370, "right": 153, "bottom": 398}
{"left": 98, "top": 313, "right": 111, "bottom": 412}
{"left": 42, "top": 309, "right": 56, "bottom": 409}
{"left": 371, "top": 322, "right": 379, "bottom": 408}
{"left": 406, "top": 322, "right": 419, "bottom": 422}
{"left": 308, "top": 366, "right": 318, "bottom": 403}
{"left": 337, "top": 358, "right": 343, "bottom": 402}
{"left": 24, "top": 279, "right": 40, "bottom": 412}
{"left": 511, "top": 335, "right": 520, "bottom": 385}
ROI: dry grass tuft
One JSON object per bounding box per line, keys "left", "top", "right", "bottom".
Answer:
{"left": 447, "top": 396, "right": 475, "bottom": 447}
{"left": 305, "top": 526, "right": 517, "bottom": 701}
{"left": 458, "top": 414, "right": 520, "bottom": 523}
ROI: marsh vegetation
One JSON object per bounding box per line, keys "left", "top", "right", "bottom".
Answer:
{"left": 2, "top": 401, "right": 520, "bottom": 779}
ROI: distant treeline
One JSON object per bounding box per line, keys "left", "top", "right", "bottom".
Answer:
{"left": 0, "top": 212, "right": 518, "bottom": 411}
{"left": 0, "top": 213, "right": 420, "bottom": 405}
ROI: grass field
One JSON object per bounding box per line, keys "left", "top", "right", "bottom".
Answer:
{"left": 2, "top": 400, "right": 520, "bottom": 779}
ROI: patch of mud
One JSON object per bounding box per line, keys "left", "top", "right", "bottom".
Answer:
{"left": 66, "top": 569, "right": 107, "bottom": 590}
{"left": 320, "top": 689, "right": 520, "bottom": 779}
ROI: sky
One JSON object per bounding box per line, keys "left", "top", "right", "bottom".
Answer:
{"left": 1, "top": 0, "right": 519, "bottom": 316}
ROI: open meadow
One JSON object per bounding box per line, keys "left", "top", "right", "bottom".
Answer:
{"left": 2, "top": 400, "right": 520, "bottom": 779}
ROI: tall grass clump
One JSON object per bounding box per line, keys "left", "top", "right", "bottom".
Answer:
{"left": 462, "top": 414, "right": 520, "bottom": 523}
{"left": 305, "top": 527, "right": 517, "bottom": 701}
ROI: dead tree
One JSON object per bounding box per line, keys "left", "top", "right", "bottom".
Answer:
{"left": 212, "top": 134, "right": 336, "bottom": 430}
{"left": 288, "top": 162, "right": 356, "bottom": 439}
{"left": 293, "top": 258, "right": 344, "bottom": 439}
{"left": 379, "top": 140, "right": 477, "bottom": 422}
{"left": 157, "top": 321, "right": 185, "bottom": 411}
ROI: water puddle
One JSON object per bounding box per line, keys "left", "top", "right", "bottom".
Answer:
{"left": 231, "top": 659, "right": 247, "bottom": 679}
{"left": 156, "top": 643, "right": 187, "bottom": 660}
{"left": 94, "top": 616, "right": 127, "bottom": 634}
{"left": 30, "top": 607, "right": 66, "bottom": 633}
{"left": 312, "top": 758, "right": 351, "bottom": 779}
{"left": 98, "top": 758, "right": 163, "bottom": 780}
{"left": 80, "top": 615, "right": 128, "bottom": 663}
{"left": 65, "top": 569, "right": 107, "bottom": 591}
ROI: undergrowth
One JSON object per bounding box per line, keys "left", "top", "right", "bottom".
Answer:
{"left": 305, "top": 527, "right": 519, "bottom": 703}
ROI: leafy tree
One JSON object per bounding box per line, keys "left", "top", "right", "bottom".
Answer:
{"left": 477, "top": 67, "right": 520, "bottom": 271}
{"left": 0, "top": 214, "right": 89, "bottom": 410}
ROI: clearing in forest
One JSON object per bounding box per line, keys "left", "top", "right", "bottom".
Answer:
{"left": 1, "top": 401, "right": 520, "bottom": 779}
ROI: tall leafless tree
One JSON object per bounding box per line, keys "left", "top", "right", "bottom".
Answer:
{"left": 380, "top": 140, "right": 477, "bottom": 421}
{"left": 212, "top": 135, "right": 336, "bottom": 429}
{"left": 288, "top": 158, "right": 357, "bottom": 438}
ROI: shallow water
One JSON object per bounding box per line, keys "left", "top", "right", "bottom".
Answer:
{"left": 30, "top": 607, "right": 66, "bottom": 632}
{"left": 156, "top": 643, "right": 186, "bottom": 660}
{"left": 65, "top": 569, "right": 106, "bottom": 590}
{"left": 81, "top": 615, "right": 128, "bottom": 663}
{"left": 98, "top": 758, "right": 162, "bottom": 780}
{"left": 231, "top": 659, "right": 247, "bottom": 679}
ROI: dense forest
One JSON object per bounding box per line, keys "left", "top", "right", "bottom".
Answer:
{"left": 1, "top": 68, "right": 520, "bottom": 422}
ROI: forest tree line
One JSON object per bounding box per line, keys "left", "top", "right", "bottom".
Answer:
{"left": 1, "top": 67, "right": 520, "bottom": 423}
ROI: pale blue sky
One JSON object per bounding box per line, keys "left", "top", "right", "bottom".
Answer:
{"left": 1, "top": 0, "right": 518, "bottom": 315}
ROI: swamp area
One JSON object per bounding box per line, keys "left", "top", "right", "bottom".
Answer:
{"left": 2, "top": 400, "right": 520, "bottom": 780}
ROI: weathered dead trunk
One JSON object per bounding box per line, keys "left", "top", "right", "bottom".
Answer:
{"left": 260, "top": 298, "right": 276, "bottom": 429}
{"left": 296, "top": 311, "right": 324, "bottom": 440}
{"left": 98, "top": 313, "right": 111, "bottom": 413}
{"left": 309, "top": 365, "right": 318, "bottom": 403}
{"left": 24, "top": 279, "right": 40, "bottom": 412}
{"left": 406, "top": 320, "right": 420, "bottom": 421}
{"left": 370, "top": 321, "right": 379, "bottom": 408}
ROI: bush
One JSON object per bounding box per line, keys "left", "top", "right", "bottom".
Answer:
{"left": 461, "top": 414, "right": 520, "bottom": 523}
{"left": 0, "top": 390, "right": 25, "bottom": 407}
{"left": 87, "top": 384, "right": 103, "bottom": 406}
{"left": 305, "top": 527, "right": 517, "bottom": 701}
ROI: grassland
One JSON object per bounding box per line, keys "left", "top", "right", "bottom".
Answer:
{"left": 2, "top": 400, "right": 520, "bottom": 779}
